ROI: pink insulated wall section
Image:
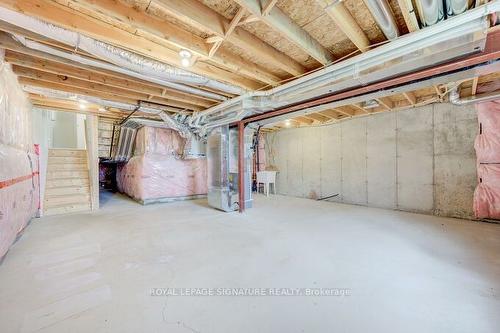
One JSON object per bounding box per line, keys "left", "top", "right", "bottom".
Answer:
{"left": 473, "top": 100, "right": 500, "bottom": 219}
{"left": 0, "top": 56, "right": 39, "bottom": 259}
{"left": 117, "top": 127, "right": 207, "bottom": 204}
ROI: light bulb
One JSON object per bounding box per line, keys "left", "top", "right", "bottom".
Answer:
{"left": 179, "top": 49, "right": 192, "bottom": 59}
{"left": 181, "top": 57, "right": 191, "bottom": 67}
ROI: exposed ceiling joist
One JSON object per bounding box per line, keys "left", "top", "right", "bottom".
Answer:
{"left": 12, "top": 65, "right": 205, "bottom": 111}
{"left": 471, "top": 77, "right": 479, "bottom": 95}
{"left": 396, "top": 0, "right": 420, "bottom": 32}
{"left": 0, "top": 33, "right": 228, "bottom": 106}
{"left": 71, "top": 0, "right": 280, "bottom": 86}
{"left": 334, "top": 107, "right": 356, "bottom": 117}
{"left": 21, "top": 76, "right": 139, "bottom": 104}
{"left": 234, "top": 0, "right": 334, "bottom": 65}
{"left": 262, "top": 0, "right": 279, "bottom": 16}
{"left": 403, "top": 91, "right": 417, "bottom": 105}
{"left": 376, "top": 97, "right": 393, "bottom": 110}
{"left": 351, "top": 103, "right": 369, "bottom": 114}
{"left": 30, "top": 94, "right": 124, "bottom": 118}
{"left": 294, "top": 116, "right": 314, "bottom": 124}
{"left": 208, "top": 6, "right": 246, "bottom": 58}
{"left": 319, "top": 109, "right": 342, "bottom": 119}
{"left": 304, "top": 113, "right": 329, "bottom": 122}
{"left": 154, "top": 0, "right": 306, "bottom": 76}
{"left": 5, "top": 51, "right": 215, "bottom": 108}
{"left": 238, "top": 14, "right": 260, "bottom": 25}
{"left": 0, "top": 0, "right": 263, "bottom": 90}
{"left": 316, "top": 0, "right": 370, "bottom": 52}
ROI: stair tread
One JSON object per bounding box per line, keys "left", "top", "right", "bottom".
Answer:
{"left": 45, "top": 193, "right": 90, "bottom": 198}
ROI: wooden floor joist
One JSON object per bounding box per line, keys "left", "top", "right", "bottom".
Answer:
{"left": 0, "top": 0, "right": 265, "bottom": 90}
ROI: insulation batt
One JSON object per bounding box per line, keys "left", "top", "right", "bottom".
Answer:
{"left": 0, "top": 146, "right": 39, "bottom": 258}
{"left": 0, "top": 56, "right": 39, "bottom": 259}
{"left": 117, "top": 127, "right": 207, "bottom": 203}
{"left": 473, "top": 100, "right": 500, "bottom": 219}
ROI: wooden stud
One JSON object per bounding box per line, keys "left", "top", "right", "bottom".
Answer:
{"left": 262, "top": 0, "right": 279, "bottom": 16}
{"left": 396, "top": 0, "right": 420, "bottom": 32}
{"left": 402, "top": 91, "right": 417, "bottom": 105}
{"left": 319, "top": 109, "right": 342, "bottom": 119}
{"left": 471, "top": 77, "right": 479, "bottom": 95}
{"left": 294, "top": 116, "right": 314, "bottom": 124}
{"left": 304, "top": 113, "right": 329, "bottom": 123}
{"left": 376, "top": 97, "right": 393, "bottom": 110}
{"left": 85, "top": 115, "right": 99, "bottom": 211}
{"left": 208, "top": 7, "right": 246, "bottom": 58}
{"left": 238, "top": 14, "right": 260, "bottom": 25}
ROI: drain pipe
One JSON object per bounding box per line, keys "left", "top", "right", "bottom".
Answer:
{"left": 449, "top": 87, "right": 500, "bottom": 105}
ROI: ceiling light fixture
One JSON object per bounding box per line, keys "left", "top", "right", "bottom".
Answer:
{"left": 79, "top": 103, "right": 87, "bottom": 110}
{"left": 179, "top": 49, "right": 192, "bottom": 67}
{"left": 180, "top": 57, "right": 191, "bottom": 67}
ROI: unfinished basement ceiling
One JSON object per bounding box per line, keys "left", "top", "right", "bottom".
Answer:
{"left": 0, "top": 0, "right": 495, "bottom": 129}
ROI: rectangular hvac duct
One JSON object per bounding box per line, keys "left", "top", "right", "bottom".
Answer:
{"left": 207, "top": 126, "right": 239, "bottom": 212}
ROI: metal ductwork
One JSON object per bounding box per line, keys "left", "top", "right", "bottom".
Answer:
{"left": 415, "top": 0, "right": 445, "bottom": 26}
{"left": 363, "top": 0, "right": 399, "bottom": 40}
{"left": 445, "top": 0, "right": 471, "bottom": 17}
{"left": 449, "top": 87, "right": 500, "bottom": 105}
{"left": 188, "top": 2, "right": 497, "bottom": 136}
{"left": 113, "top": 126, "right": 137, "bottom": 162}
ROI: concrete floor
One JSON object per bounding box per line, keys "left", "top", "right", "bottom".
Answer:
{"left": 1, "top": 192, "right": 499, "bottom": 333}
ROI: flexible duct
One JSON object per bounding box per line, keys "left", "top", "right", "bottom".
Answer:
{"left": 415, "top": 0, "right": 445, "bottom": 26}
{"left": 449, "top": 87, "right": 500, "bottom": 105}
{"left": 12, "top": 36, "right": 227, "bottom": 102}
{"left": 363, "top": 0, "right": 399, "bottom": 40}
{"left": 0, "top": 7, "right": 242, "bottom": 97}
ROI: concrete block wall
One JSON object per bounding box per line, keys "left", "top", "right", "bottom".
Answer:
{"left": 265, "top": 103, "right": 478, "bottom": 219}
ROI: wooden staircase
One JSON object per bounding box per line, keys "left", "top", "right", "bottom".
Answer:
{"left": 44, "top": 149, "right": 92, "bottom": 215}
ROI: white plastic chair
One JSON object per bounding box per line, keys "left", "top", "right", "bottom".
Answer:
{"left": 256, "top": 171, "right": 277, "bottom": 197}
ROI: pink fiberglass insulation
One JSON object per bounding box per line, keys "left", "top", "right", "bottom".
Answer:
{"left": 117, "top": 127, "right": 207, "bottom": 203}
{"left": 473, "top": 100, "right": 500, "bottom": 219}
{"left": 0, "top": 145, "right": 39, "bottom": 259}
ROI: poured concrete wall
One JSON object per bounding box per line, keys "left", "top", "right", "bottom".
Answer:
{"left": 265, "top": 103, "right": 477, "bottom": 219}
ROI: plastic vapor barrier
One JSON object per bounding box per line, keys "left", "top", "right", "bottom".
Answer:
{"left": 473, "top": 100, "right": 500, "bottom": 219}
{"left": 0, "top": 54, "right": 38, "bottom": 259}
{"left": 117, "top": 127, "right": 207, "bottom": 204}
